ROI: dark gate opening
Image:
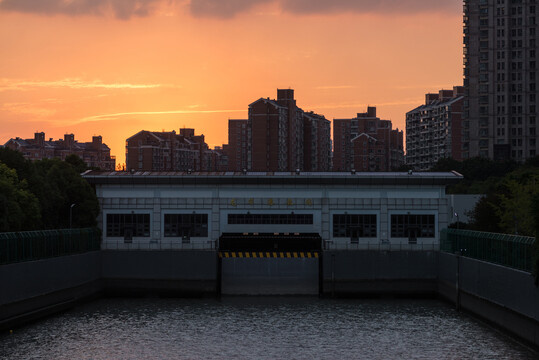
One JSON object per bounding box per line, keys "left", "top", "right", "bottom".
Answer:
{"left": 219, "top": 233, "right": 322, "bottom": 295}
{"left": 219, "top": 233, "right": 322, "bottom": 252}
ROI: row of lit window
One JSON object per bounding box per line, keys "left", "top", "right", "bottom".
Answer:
{"left": 106, "top": 213, "right": 436, "bottom": 240}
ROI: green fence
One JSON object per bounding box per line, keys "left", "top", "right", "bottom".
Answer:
{"left": 0, "top": 228, "right": 101, "bottom": 265}
{"left": 440, "top": 228, "right": 535, "bottom": 272}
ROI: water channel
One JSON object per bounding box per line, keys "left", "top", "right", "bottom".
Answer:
{"left": 1, "top": 297, "right": 537, "bottom": 359}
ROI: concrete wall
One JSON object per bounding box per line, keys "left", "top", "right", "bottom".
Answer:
{"left": 438, "top": 252, "right": 539, "bottom": 347}
{"left": 322, "top": 250, "right": 439, "bottom": 296}
{"left": 221, "top": 258, "right": 319, "bottom": 295}
{"left": 0, "top": 250, "right": 219, "bottom": 330}
{"left": 0, "top": 251, "right": 102, "bottom": 330}
{"left": 2, "top": 248, "right": 538, "bottom": 348}
{"left": 101, "top": 250, "right": 218, "bottom": 296}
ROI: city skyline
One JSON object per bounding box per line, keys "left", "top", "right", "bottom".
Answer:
{"left": 0, "top": 0, "right": 463, "bottom": 160}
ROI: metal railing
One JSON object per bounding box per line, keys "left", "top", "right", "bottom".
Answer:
{"left": 102, "top": 239, "right": 439, "bottom": 251}
{"left": 440, "top": 228, "right": 535, "bottom": 272}
{"left": 0, "top": 228, "right": 101, "bottom": 265}
{"left": 323, "top": 240, "right": 440, "bottom": 251}
{"left": 101, "top": 239, "right": 217, "bottom": 251}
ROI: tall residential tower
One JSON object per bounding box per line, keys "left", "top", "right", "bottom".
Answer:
{"left": 463, "top": 0, "right": 538, "bottom": 161}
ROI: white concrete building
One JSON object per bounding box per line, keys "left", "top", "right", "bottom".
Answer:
{"left": 83, "top": 171, "right": 462, "bottom": 251}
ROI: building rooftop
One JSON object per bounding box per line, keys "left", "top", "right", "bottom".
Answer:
{"left": 407, "top": 95, "right": 464, "bottom": 114}
{"left": 83, "top": 170, "right": 463, "bottom": 186}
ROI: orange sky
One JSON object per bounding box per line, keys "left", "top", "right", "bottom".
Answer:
{"left": 0, "top": 0, "right": 463, "bottom": 164}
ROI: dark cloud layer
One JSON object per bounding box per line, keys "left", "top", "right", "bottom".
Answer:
{"left": 190, "top": 0, "right": 271, "bottom": 18}
{"left": 0, "top": 0, "right": 163, "bottom": 20}
{"left": 281, "top": 0, "right": 459, "bottom": 16}
{"left": 0, "top": 0, "right": 461, "bottom": 19}
{"left": 189, "top": 0, "right": 461, "bottom": 18}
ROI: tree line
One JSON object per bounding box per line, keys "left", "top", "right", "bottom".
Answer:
{"left": 0, "top": 148, "right": 99, "bottom": 232}
{"left": 431, "top": 156, "right": 539, "bottom": 237}
{"left": 431, "top": 156, "right": 539, "bottom": 284}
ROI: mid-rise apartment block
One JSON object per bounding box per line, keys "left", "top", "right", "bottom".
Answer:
{"left": 303, "top": 111, "right": 332, "bottom": 171}
{"left": 406, "top": 87, "right": 465, "bottom": 170}
{"left": 244, "top": 89, "right": 331, "bottom": 172}
{"left": 463, "top": 0, "right": 538, "bottom": 161}
{"left": 333, "top": 107, "right": 404, "bottom": 172}
{"left": 226, "top": 119, "right": 249, "bottom": 172}
{"left": 4, "top": 132, "right": 115, "bottom": 170}
{"left": 126, "top": 128, "right": 226, "bottom": 172}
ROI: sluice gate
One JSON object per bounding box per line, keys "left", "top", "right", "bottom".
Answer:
{"left": 219, "top": 233, "right": 321, "bottom": 295}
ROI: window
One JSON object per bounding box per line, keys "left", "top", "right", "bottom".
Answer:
{"left": 333, "top": 214, "right": 377, "bottom": 238}
{"left": 228, "top": 213, "right": 313, "bottom": 225}
{"left": 106, "top": 213, "right": 150, "bottom": 237}
{"left": 164, "top": 213, "right": 208, "bottom": 238}
{"left": 390, "top": 214, "right": 435, "bottom": 239}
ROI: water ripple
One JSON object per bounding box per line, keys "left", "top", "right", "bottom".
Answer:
{"left": 1, "top": 298, "right": 537, "bottom": 360}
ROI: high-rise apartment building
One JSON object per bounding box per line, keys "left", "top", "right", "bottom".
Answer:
{"left": 126, "top": 128, "right": 225, "bottom": 172}
{"left": 226, "top": 119, "right": 249, "bottom": 171}
{"left": 246, "top": 89, "right": 331, "bottom": 172}
{"left": 4, "top": 132, "right": 116, "bottom": 170}
{"left": 406, "top": 87, "right": 465, "bottom": 170}
{"left": 463, "top": 0, "right": 538, "bottom": 161}
{"left": 333, "top": 107, "right": 404, "bottom": 172}
{"left": 303, "top": 111, "right": 332, "bottom": 171}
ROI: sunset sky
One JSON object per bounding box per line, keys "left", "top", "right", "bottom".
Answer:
{"left": 0, "top": 0, "right": 463, "bottom": 164}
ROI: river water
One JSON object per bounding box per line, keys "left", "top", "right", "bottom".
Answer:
{"left": 1, "top": 297, "right": 537, "bottom": 359}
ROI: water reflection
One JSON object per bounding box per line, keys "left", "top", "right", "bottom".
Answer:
{"left": 1, "top": 297, "right": 537, "bottom": 359}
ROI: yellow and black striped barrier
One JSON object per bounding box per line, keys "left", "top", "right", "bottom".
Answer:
{"left": 219, "top": 251, "right": 319, "bottom": 259}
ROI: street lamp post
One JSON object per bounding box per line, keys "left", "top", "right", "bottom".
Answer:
{"left": 69, "top": 203, "right": 76, "bottom": 228}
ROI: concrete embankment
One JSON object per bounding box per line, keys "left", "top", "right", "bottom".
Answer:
{"left": 0, "top": 250, "right": 218, "bottom": 331}
{"left": 438, "top": 252, "right": 539, "bottom": 347}
{"left": 0, "top": 251, "right": 102, "bottom": 330}
{"left": 101, "top": 250, "right": 218, "bottom": 296}
{"left": 2, "top": 249, "right": 539, "bottom": 349}
{"left": 322, "top": 250, "right": 439, "bottom": 297}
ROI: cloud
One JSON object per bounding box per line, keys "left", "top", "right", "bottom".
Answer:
{"left": 2, "top": 102, "right": 57, "bottom": 117}
{"left": 189, "top": 0, "right": 271, "bottom": 18}
{"left": 0, "top": 78, "right": 176, "bottom": 91}
{"left": 0, "top": 0, "right": 460, "bottom": 19}
{"left": 0, "top": 0, "right": 165, "bottom": 20}
{"left": 74, "top": 108, "right": 245, "bottom": 124}
{"left": 188, "top": 0, "right": 460, "bottom": 18}
{"left": 392, "top": 84, "right": 455, "bottom": 91}
{"left": 280, "top": 0, "right": 460, "bottom": 16}
{"left": 315, "top": 85, "right": 355, "bottom": 90}
{"left": 307, "top": 99, "right": 420, "bottom": 111}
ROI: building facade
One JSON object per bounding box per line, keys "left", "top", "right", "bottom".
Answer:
{"left": 226, "top": 119, "right": 249, "bottom": 172}
{"left": 333, "top": 107, "right": 404, "bottom": 171}
{"left": 83, "top": 171, "right": 461, "bottom": 251}
{"left": 243, "top": 89, "right": 331, "bottom": 172}
{"left": 303, "top": 112, "right": 332, "bottom": 171}
{"left": 463, "top": 0, "right": 538, "bottom": 161}
{"left": 406, "top": 87, "right": 465, "bottom": 170}
{"left": 4, "top": 132, "right": 115, "bottom": 170}
{"left": 126, "top": 128, "right": 226, "bottom": 172}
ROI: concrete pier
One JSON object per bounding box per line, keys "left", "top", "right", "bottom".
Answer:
{"left": 322, "top": 250, "right": 439, "bottom": 297}
{"left": 101, "top": 250, "right": 218, "bottom": 296}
